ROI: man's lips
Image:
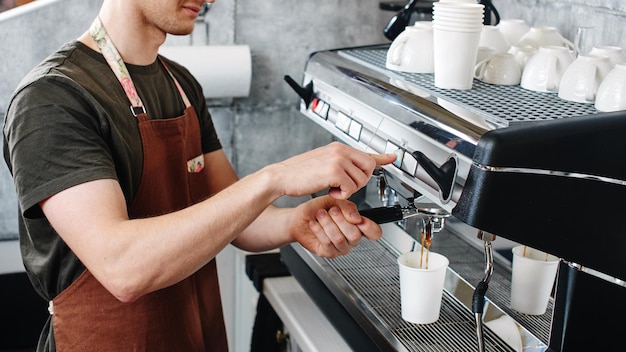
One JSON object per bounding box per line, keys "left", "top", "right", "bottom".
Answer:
{"left": 182, "top": 5, "right": 201, "bottom": 17}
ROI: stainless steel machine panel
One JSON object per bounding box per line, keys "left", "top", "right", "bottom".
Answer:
{"left": 285, "top": 44, "right": 626, "bottom": 352}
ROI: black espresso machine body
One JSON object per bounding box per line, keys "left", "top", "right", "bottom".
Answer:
{"left": 285, "top": 45, "right": 626, "bottom": 351}
{"left": 453, "top": 115, "right": 626, "bottom": 351}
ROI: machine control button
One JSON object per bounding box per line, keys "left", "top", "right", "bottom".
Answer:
{"left": 310, "top": 97, "right": 319, "bottom": 111}
{"left": 384, "top": 140, "right": 404, "bottom": 169}
{"left": 335, "top": 111, "right": 352, "bottom": 134}
{"left": 312, "top": 98, "right": 329, "bottom": 119}
{"left": 348, "top": 120, "right": 363, "bottom": 140}
{"left": 401, "top": 151, "right": 418, "bottom": 175}
{"left": 319, "top": 102, "right": 330, "bottom": 119}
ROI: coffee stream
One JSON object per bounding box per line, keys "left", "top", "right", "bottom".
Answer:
{"left": 419, "top": 223, "right": 433, "bottom": 269}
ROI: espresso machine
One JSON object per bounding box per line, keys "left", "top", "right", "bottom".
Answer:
{"left": 282, "top": 45, "right": 626, "bottom": 351}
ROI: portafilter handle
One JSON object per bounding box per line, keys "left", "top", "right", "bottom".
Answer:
{"left": 359, "top": 204, "right": 449, "bottom": 226}
{"left": 359, "top": 205, "right": 413, "bottom": 224}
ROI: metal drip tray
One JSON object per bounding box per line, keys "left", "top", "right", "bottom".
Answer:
{"left": 283, "top": 222, "right": 552, "bottom": 352}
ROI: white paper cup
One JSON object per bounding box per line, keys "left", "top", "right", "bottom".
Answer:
{"left": 510, "top": 245, "right": 559, "bottom": 315}
{"left": 398, "top": 251, "right": 449, "bottom": 324}
{"left": 433, "top": 26, "right": 483, "bottom": 89}
{"left": 432, "top": 15, "right": 485, "bottom": 25}
{"left": 433, "top": 2, "right": 486, "bottom": 13}
{"left": 438, "top": 0, "right": 477, "bottom": 3}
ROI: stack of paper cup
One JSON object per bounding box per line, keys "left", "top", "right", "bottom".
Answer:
{"left": 432, "top": 1, "right": 485, "bottom": 89}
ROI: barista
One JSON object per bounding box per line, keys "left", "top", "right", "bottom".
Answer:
{"left": 2, "top": 0, "right": 396, "bottom": 350}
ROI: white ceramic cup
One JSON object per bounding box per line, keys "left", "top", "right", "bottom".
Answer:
{"left": 510, "top": 245, "right": 559, "bottom": 315}
{"left": 476, "top": 46, "right": 497, "bottom": 64}
{"left": 398, "top": 251, "right": 449, "bottom": 324}
{"left": 558, "top": 54, "right": 612, "bottom": 103}
{"left": 588, "top": 45, "right": 626, "bottom": 66}
{"left": 507, "top": 45, "right": 537, "bottom": 70}
{"left": 474, "top": 52, "right": 521, "bottom": 85}
{"left": 479, "top": 25, "right": 511, "bottom": 53}
{"left": 497, "top": 19, "right": 530, "bottom": 46}
{"left": 595, "top": 63, "right": 626, "bottom": 112}
{"left": 413, "top": 21, "right": 434, "bottom": 29}
{"left": 433, "top": 25, "right": 483, "bottom": 89}
{"left": 386, "top": 26, "right": 434, "bottom": 73}
{"left": 517, "top": 26, "right": 577, "bottom": 53}
{"left": 521, "top": 45, "right": 575, "bottom": 93}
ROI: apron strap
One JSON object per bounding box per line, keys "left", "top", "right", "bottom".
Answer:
{"left": 89, "top": 17, "right": 192, "bottom": 116}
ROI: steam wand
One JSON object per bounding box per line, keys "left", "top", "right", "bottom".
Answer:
{"left": 473, "top": 230, "right": 495, "bottom": 352}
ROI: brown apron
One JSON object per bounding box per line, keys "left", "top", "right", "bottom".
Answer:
{"left": 49, "top": 18, "right": 228, "bottom": 352}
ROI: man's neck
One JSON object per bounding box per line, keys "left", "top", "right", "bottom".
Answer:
{"left": 79, "top": 10, "right": 165, "bottom": 65}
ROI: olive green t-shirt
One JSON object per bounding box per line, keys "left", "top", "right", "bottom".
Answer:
{"left": 2, "top": 40, "right": 222, "bottom": 347}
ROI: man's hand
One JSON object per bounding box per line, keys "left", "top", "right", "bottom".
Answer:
{"left": 289, "top": 195, "right": 382, "bottom": 258}
{"left": 271, "top": 142, "right": 396, "bottom": 200}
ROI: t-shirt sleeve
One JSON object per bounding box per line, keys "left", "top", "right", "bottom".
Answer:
{"left": 196, "top": 97, "right": 223, "bottom": 154}
{"left": 3, "top": 77, "right": 118, "bottom": 219}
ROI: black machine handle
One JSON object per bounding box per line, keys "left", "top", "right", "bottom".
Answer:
{"left": 479, "top": 0, "right": 500, "bottom": 25}
{"left": 379, "top": 1, "right": 406, "bottom": 12}
{"left": 382, "top": 0, "right": 500, "bottom": 33}
{"left": 359, "top": 205, "right": 404, "bottom": 224}
{"left": 382, "top": 0, "right": 420, "bottom": 41}
{"left": 412, "top": 151, "right": 457, "bottom": 203}
{"left": 284, "top": 75, "right": 314, "bottom": 109}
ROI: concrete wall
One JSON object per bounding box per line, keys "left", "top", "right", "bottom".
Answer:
{"left": 3, "top": 0, "right": 626, "bottom": 242}
{"left": 0, "top": 0, "right": 103, "bottom": 240}
{"left": 495, "top": 0, "right": 626, "bottom": 50}
{"left": 0, "top": 0, "right": 390, "bottom": 241}
{"left": 4, "top": 1, "right": 625, "bottom": 238}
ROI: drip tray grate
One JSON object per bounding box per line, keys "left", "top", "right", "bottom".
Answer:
{"left": 322, "top": 231, "right": 552, "bottom": 351}
{"left": 340, "top": 48, "right": 601, "bottom": 127}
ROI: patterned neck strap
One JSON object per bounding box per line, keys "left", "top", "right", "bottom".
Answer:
{"left": 89, "top": 17, "right": 191, "bottom": 117}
